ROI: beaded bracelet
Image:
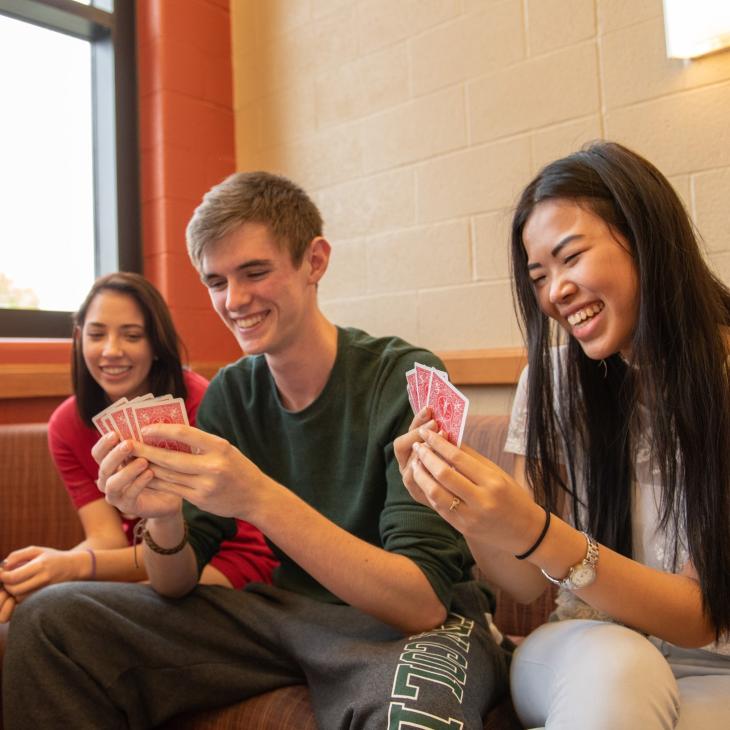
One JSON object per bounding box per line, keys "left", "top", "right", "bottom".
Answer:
{"left": 514, "top": 506, "right": 551, "bottom": 560}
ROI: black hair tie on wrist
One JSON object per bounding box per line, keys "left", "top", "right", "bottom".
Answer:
{"left": 514, "top": 506, "right": 551, "bottom": 560}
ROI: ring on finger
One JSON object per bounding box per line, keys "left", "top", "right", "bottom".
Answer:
{"left": 448, "top": 496, "right": 461, "bottom": 511}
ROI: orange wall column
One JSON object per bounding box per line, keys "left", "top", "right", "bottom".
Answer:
{"left": 137, "top": 0, "right": 240, "bottom": 365}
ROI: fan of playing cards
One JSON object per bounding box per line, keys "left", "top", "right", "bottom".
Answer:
{"left": 406, "top": 362, "right": 470, "bottom": 447}
{"left": 92, "top": 394, "right": 192, "bottom": 453}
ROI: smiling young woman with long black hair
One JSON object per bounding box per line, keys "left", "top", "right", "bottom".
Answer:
{"left": 396, "top": 141, "right": 730, "bottom": 728}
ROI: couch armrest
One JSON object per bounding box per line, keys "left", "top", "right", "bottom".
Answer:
{"left": 0, "top": 423, "right": 84, "bottom": 559}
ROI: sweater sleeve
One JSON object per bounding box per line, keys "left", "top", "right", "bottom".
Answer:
{"left": 182, "top": 373, "right": 238, "bottom": 575}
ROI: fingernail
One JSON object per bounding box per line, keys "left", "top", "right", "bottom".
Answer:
{"left": 412, "top": 442, "right": 420, "bottom": 451}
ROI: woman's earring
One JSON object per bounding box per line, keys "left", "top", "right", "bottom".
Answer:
{"left": 600, "top": 359, "right": 608, "bottom": 378}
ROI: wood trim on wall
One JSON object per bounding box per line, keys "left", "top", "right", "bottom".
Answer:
{"left": 0, "top": 349, "right": 527, "bottom": 400}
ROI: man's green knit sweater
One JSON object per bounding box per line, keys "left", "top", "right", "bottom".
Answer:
{"left": 184, "top": 326, "right": 476, "bottom": 609}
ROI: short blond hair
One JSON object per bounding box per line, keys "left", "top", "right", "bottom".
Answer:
{"left": 186, "top": 171, "right": 323, "bottom": 271}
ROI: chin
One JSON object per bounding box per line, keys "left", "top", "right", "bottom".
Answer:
{"left": 235, "top": 337, "right": 264, "bottom": 355}
{"left": 576, "top": 341, "right": 615, "bottom": 362}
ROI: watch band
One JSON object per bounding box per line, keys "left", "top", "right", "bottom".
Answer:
{"left": 541, "top": 531, "right": 599, "bottom": 591}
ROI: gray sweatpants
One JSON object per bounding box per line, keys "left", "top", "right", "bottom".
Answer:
{"left": 2, "top": 580, "right": 508, "bottom": 729}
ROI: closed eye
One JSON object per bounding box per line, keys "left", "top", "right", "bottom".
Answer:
{"left": 204, "top": 278, "right": 227, "bottom": 291}
{"left": 564, "top": 250, "right": 584, "bottom": 264}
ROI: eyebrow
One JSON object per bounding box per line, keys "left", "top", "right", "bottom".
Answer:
{"left": 85, "top": 322, "right": 144, "bottom": 330}
{"left": 527, "top": 234, "right": 584, "bottom": 271}
{"left": 201, "top": 258, "right": 273, "bottom": 284}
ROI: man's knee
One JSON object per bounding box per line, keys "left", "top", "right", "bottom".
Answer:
{"left": 10, "top": 582, "right": 99, "bottom": 651}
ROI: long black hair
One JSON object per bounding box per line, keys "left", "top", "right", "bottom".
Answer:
{"left": 72, "top": 272, "right": 188, "bottom": 427}
{"left": 511, "top": 141, "right": 730, "bottom": 638}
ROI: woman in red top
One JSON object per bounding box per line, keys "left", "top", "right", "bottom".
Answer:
{"left": 0, "top": 273, "right": 276, "bottom": 622}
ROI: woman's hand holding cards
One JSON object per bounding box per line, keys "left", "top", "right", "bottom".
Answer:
{"left": 404, "top": 427, "right": 544, "bottom": 554}
{"left": 394, "top": 407, "right": 438, "bottom": 507}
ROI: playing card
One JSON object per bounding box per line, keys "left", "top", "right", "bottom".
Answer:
{"left": 91, "top": 394, "right": 188, "bottom": 453}
{"left": 405, "top": 369, "right": 419, "bottom": 414}
{"left": 414, "top": 362, "right": 433, "bottom": 411}
{"left": 425, "top": 369, "right": 469, "bottom": 447}
{"left": 119, "top": 394, "right": 154, "bottom": 440}
{"left": 131, "top": 397, "right": 191, "bottom": 453}
{"left": 107, "top": 407, "right": 135, "bottom": 441}
{"left": 92, "top": 397, "right": 128, "bottom": 436}
{"left": 122, "top": 404, "right": 142, "bottom": 440}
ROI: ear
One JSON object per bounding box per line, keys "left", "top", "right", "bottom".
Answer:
{"left": 305, "top": 236, "right": 331, "bottom": 285}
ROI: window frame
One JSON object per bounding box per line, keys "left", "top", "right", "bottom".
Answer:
{"left": 0, "top": 0, "right": 140, "bottom": 338}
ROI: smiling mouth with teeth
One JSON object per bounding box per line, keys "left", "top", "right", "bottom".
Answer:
{"left": 236, "top": 312, "right": 268, "bottom": 329}
{"left": 567, "top": 302, "right": 604, "bottom": 327}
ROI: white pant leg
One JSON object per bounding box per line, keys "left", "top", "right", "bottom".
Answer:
{"left": 675, "top": 676, "right": 730, "bottom": 729}
{"left": 661, "top": 641, "right": 730, "bottom": 729}
{"left": 510, "top": 620, "right": 680, "bottom": 730}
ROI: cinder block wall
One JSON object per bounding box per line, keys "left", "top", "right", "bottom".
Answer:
{"left": 230, "top": 0, "right": 730, "bottom": 411}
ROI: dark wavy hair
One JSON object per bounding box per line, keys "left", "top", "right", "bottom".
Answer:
{"left": 511, "top": 141, "right": 730, "bottom": 638}
{"left": 72, "top": 272, "right": 188, "bottom": 427}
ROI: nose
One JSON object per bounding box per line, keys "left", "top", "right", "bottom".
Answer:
{"left": 548, "top": 273, "right": 577, "bottom": 305}
{"left": 102, "top": 335, "right": 123, "bottom": 357}
{"left": 225, "top": 280, "right": 253, "bottom": 312}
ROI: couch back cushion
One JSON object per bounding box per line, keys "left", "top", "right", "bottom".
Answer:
{"left": 463, "top": 415, "right": 555, "bottom": 636}
{"left": 0, "top": 423, "right": 84, "bottom": 559}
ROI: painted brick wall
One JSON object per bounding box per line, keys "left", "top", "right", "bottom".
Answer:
{"left": 229, "top": 0, "right": 730, "bottom": 373}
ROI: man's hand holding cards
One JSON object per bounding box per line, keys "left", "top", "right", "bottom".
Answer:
{"left": 92, "top": 394, "right": 192, "bottom": 452}
{"left": 405, "top": 362, "right": 469, "bottom": 447}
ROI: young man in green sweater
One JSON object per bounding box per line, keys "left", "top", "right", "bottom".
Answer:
{"left": 4, "top": 172, "right": 508, "bottom": 729}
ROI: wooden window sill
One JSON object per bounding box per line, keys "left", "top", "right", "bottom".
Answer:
{"left": 0, "top": 348, "right": 527, "bottom": 400}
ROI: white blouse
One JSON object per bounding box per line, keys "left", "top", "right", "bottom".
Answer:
{"left": 504, "top": 354, "right": 729, "bottom": 655}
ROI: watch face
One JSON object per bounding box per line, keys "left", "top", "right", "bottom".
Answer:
{"left": 569, "top": 564, "right": 596, "bottom": 589}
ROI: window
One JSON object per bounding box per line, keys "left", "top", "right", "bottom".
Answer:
{"left": 0, "top": 0, "right": 139, "bottom": 338}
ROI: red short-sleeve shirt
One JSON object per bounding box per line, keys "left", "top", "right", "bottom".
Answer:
{"left": 47, "top": 369, "right": 276, "bottom": 588}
